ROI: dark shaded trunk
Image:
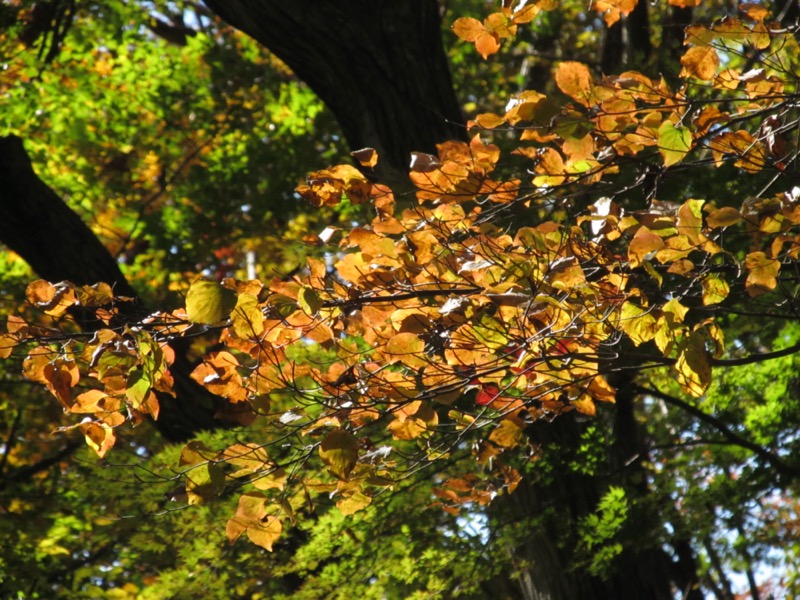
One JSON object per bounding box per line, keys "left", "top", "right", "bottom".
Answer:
{"left": 601, "top": 0, "right": 652, "bottom": 75}
{"left": 0, "top": 135, "right": 229, "bottom": 443}
{"left": 491, "top": 377, "right": 703, "bottom": 600}
{"left": 0, "top": 135, "right": 136, "bottom": 298}
{"left": 202, "top": 0, "right": 466, "bottom": 189}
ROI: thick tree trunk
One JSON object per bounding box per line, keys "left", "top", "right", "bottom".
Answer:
{"left": 601, "top": 0, "right": 652, "bottom": 75}
{"left": 202, "top": 0, "right": 466, "bottom": 189}
{"left": 0, "top": 135, "right": 136, "bottom": 298}
{"left": 491, "top": 379, "right": 703, "bottom": 599}
{"left": 0, "top": 135, "right": 228, "bottom": 442}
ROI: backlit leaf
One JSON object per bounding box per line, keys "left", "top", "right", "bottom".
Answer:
{"left": 555, "top": 62, "right": 594, "bottom": 107}
{"left": 702, "top": 274, "right": 730, "bottom": 305}
{"left": 657, "top": 121, "right": 692, "bottom": 167}
{"left": 452, "top": 17, "right": 484, "bottom": 42}
{"left": 488, "top": 418, "right": 524, "bottom": 448}
{"left": 351, "top": 147, "right": 378, "bottom": 168}
{"left": 681, "top": 46, "right": 719, "bottom": 80}
{"left": 744, "top": 251, "right": 779, "bottom": 296}
{"left": 186, "top": 280, "right": 238, "bottom": 324}
{"left": 185, "top": 463, "right": 226, "bottom": 505}
{"left": 80, "top": 421, "right": 116, "bottom": 458}
{"left": 246, "top": 515, "right": 283, "bottom": 551}
{"left": 337, "top": 491, "right": 372, "bottom": 515}
{"left": 628, "top": 226, "right": 665, "bottom": 267}
{"left": 706, "top": 207, "right": 741, "bottom": 228}
{"left": 319, "top": 429, "right": 359, "bottom": 480}
{"left": 675, "top": 332, "right": 711, "bottom": 397}
{"left": 231, "top": 293, "right": 265, "bottom": 338}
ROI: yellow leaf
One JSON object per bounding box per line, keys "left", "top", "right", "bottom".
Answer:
{"left": 619, "top": 302, "right": 658, "bottom": 346}
{"left": 744, "top": 251, "right": 779, "bottom": 296}
{"left": 675, "top": 333, "right": 711, "bottom": 397}
{"left": 231, "top": 293, "right": 265, "bottom": 339}
{"left": 337, "top": 490, "right": 373, "bottom": 515}
{"left": 572, "top": 396, "right": 596, "bottom": 416}
{"left": 298, "top": 286, "right": 323, "bottom": 316}
{"left": 185, "top": 463, "right": 225, "bottom": 505}
{"left": 489, "top": 418, "right": 524, "bottom": 448}
{"left": 702, "top": 274, "right": 730, "bottom": 305}
{"left": 186, "top": 280, "right": 237, "bottom": 324}
{"left": 388, "top": 417, "right": 427, "bottom": 440}
{"left": 658, "top": 121, "right": 692, "bottom": 167}
{"left": 319, "top": 429, "right": 359, "bottom": 480}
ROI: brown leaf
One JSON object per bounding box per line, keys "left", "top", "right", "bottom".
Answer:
{"left": 351, "top": 147, "right": 378, "bottom": 168}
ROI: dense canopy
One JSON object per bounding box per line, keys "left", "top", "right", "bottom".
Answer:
{"left": 1, "top": 1, "right": 800, "bottom": 598}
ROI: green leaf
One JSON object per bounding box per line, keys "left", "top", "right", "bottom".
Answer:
{"left": 658, "top": 121, "right": 692, "bottom": 167}
{"left": 186, "top": 280, "right": 238, "bottom": 324}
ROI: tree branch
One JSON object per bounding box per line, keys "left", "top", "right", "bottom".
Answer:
{"left": 632, "top": 384, "right": 800, "bottom": 479}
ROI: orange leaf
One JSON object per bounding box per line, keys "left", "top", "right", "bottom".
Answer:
{"left": 246, "top": 515, "right": 283, "bottom": 551}
{"left": 385, "top": 332, "right": 426, "bottom": 368}
{"left": 628, "top": 226, "right": 665, "bottom": 267}
{"left": 474, "top": 31, "right": 501, "bottom": 59}
{"left": 80, "top": 421, "right": 117, "bottom": 458}
{"left": 555, "top": 62, "right": 594, "bottom": 107}
{"left": 452, "top": 17, "right": 484, "bottom": 42}
{"left": 680, "top": 46, "right": 719, "bottom": 80}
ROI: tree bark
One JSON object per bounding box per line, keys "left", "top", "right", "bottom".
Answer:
{"left": 202, "top": 0, "right": 466, "bottom": 189}
{"left": 0, "top": 135, "right": 136, "bottom": 298}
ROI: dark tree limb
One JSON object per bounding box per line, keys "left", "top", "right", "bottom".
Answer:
{"left": 202, "top": 0, "right": 466, "bottom": 188}
{"left": 0, "top": 135, "right": 229, "bottom": 442}
{"left": 0, "top": 135, "right": 136, "bottom": 298}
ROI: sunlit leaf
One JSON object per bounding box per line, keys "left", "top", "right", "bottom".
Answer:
{"left": 319, "top": 429, "right": 359, "bottom": 480}
{"left": 186, "top": 280, "right": 238, "bottom": 324}
{"left": 555, "top": 62, "right": 594, "bottom": 107}
{"left": 681, "top": 46, "right": 719, "bottom": 80}
{"left": 675, "top": 332, "right": 711, "bottom": 397}
{"left": 657, "top": 121, "right": 692, "bottom": 167}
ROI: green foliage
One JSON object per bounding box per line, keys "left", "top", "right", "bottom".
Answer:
{"left": 578, "top": 486, "right": 628, "bottom": 577}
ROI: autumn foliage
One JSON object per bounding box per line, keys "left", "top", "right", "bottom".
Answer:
{"left": 3, "top": 0, "right": 800, "bottom": 556}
